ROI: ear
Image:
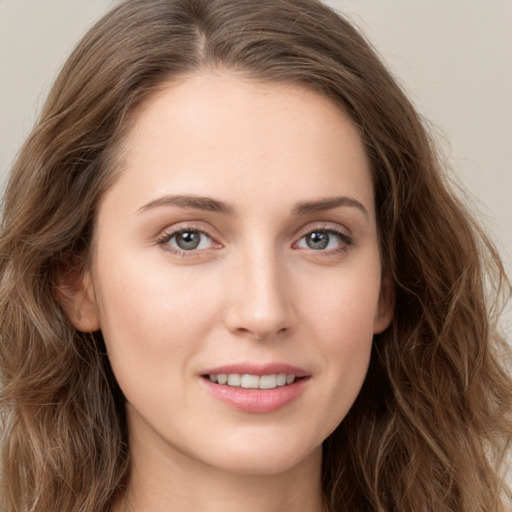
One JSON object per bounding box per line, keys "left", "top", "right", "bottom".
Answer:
{"left": 373, "top": 275, "right": 395, "bottom": 334}
{"left": 56, "top": 263, "right": 101, "bottom": 333}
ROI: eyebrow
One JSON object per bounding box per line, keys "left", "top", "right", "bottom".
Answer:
{"left": 137, "top": 194, "right": 368, "bottom": 219}
{"left": 292, "top": 196, "right": 368, "bottom": 218}
{"left": 137, "top": 194, "right": 233, "bottom": 214}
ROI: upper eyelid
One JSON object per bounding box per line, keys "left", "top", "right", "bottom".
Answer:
{"left": 294, "top": 227, "right": 353, "bottom": 248}
{"left": 157, "top": 221, "right": 218, "bottom": 240}
{"left": 158, "top": 227, "right": 215, "bottom": 244}
{"left": 294, "top": 221, "right": 352, "bottom": 239}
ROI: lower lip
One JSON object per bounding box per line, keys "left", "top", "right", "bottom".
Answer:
{"left": 200, "top": 377, "right": 309, "bottom": 413}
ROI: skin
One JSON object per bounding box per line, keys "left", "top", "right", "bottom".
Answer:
{"left": 67, "top": 72, "right": 393, "bottom": 512}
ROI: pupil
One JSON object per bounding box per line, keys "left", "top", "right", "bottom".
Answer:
{"left": 307, "top": 231, "right": 329, "bottom": 250}
{"left": 177, "top": 231, "right": 200, "bottom": 250}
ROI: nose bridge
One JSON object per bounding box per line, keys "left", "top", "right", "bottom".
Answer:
{"left": 224, "top": 238, "right": 295, "bottom": 340}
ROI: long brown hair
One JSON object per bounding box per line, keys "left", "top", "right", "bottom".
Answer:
{"left": 1, "top": 1, "right": 510, "bottom": 510}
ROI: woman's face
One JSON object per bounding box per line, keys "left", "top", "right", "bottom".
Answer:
{"left": 72, "top": 73, "right": 393, "bottom": 475}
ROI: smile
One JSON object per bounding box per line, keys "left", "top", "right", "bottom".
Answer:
{"left": 207, "top": 373, "right": 296, "bottom": 389}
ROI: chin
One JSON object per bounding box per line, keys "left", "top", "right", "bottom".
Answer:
{"left": 198, "top": 438, "right": 323, "bottom": 476}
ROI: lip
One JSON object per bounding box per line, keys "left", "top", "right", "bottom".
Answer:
{"left": 202, "top": 363, "right": 309, "bottom": 378}
{"left": 199, "top": 363, "right": 310, "bottom": 413}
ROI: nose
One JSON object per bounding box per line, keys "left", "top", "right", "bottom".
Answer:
{"left": 224, "top": 247, "right": 297, "bottom": 341}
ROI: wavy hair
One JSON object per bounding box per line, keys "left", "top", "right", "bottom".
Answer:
{"left": 1, "top": 0, "right": 510, "bottom": 510}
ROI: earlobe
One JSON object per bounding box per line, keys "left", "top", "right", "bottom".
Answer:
{"left": 373, "top": 276, "right": 395, "bottom": 334}
{"left": 56, "top": 265, "right": 101, "bottom": 333}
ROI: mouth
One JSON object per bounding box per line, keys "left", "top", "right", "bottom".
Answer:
{"left": 199, "top": 364, "right": 310, "bottom": 412}
{"left": 200, "top": 369, "right": 310, "bottom": 413}
{"left": 204, "top": 373, "right": 300, "bottom": 389}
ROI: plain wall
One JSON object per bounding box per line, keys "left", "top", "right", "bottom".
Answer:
{"left": 1, "top": 0, "right": 511, "bottom": 335}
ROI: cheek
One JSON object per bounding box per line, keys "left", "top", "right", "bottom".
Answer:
{"left": 93, "top": 253, "right": 223, "bottom": 388}
{"left": 298, "top": 265, "right": 380, "bottom": 414}
{"left": 98, "top": 251, "right": 218, "bottom": 329}
{"left": 301, "top": 262, "right": 382, "bottom": 343}
{"left": 315, "top": 291, "right": 375, "bottom": 383}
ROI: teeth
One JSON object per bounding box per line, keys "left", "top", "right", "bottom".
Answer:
{"left": 259, "top": 374, "right": 277, "bottom": 389}
{"left": 241, "top": 374, "right": 260, "bottom": 388}
{"left": 208, "top": 373, "right": 297, "bottom": 389}
{"left": 227, "top": 374, "right": 241, "bottom": 387}
{"left": 276, "top": 373, "right": 287, "bottom": 386}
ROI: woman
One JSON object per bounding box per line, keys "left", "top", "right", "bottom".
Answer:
{"left": 0, "top": 0, "right": 510, "bottom": 510}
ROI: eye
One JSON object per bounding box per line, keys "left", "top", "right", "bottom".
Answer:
{"left": 295, "top": 228, "right": 352, "bottom": 252}
{"left": 159, "top": 229, "right": 215, "bottom": 252}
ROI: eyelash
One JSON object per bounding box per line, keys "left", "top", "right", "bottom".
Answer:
{"left": 156, "top": 225, "right": 354, "bottom": 257}
{"left": 156, "top": 227, "right": 219, "bottom": 257}
{"left": 294, "top": 226, "right": 354, "bottom": 256}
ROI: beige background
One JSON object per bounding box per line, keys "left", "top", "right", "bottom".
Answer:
{"left": 0, "top": 0, "right": 511, "bottom": 336}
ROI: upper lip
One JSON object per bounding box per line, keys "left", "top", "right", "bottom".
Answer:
{"left": 202, "top": 363, "right": 309, "bottom": 378}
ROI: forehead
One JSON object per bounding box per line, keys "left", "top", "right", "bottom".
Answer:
{"left": 106, "top": 72, "right": 374, "bottom": 218}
